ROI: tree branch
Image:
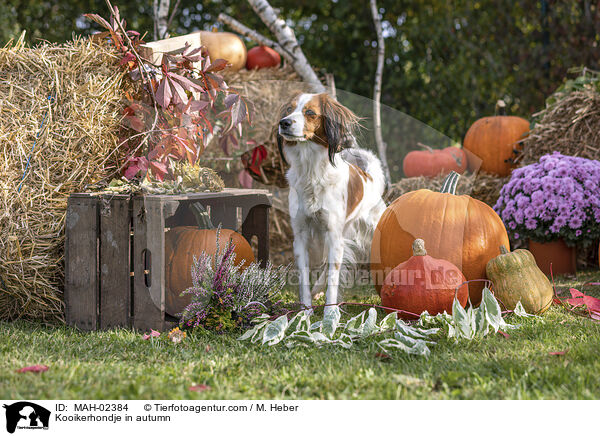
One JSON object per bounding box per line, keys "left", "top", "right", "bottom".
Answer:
{"left": 217, "top": 13, "right": 295, "bottom": 64}
{"left": 164, "top": 0, "right": 181, "bottom": 39}
{"left": 369, "top": 0, "right": 391, "bottom": 185}
{"left": 246, "top": 0, "right": 325, "bottom": 92}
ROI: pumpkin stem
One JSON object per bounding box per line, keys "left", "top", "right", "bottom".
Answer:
{"left": 440, "top": 171, "right": 460, "bottom": 195}
{"left": 417, "top": 142, "right": 434, "bottom": 153}
{"left": 190, "top": 202, "right": 215, "bottom": 230}
{"left": 495, "top": 99, "right": 507, "bottom": 116}
{"left": 500, "top": 245, "right": 509, "bottom": 254}
{"left": 412, "top": 239, "right": 427, "bottom": 256}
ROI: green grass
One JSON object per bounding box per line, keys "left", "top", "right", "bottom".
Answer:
{"left": 1, "top": 271, "right": 599, "bottom": 400}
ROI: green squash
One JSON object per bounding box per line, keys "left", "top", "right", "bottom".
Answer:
{"left": 486, "top": 245, "right": 554, "bottom": 314}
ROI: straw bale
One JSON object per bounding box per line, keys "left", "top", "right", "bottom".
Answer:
{"left": 0, "top": 37, "right": 127, "bottom": 322}
{"left": 519, "top": 82, "right": 600, "bottom": 165}
{"left": 384, "top": 172, "right": 508, "bottom": 209}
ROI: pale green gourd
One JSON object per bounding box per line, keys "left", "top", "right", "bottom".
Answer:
{"left": 486, "top": 245, "right": 553, "bottom": 314}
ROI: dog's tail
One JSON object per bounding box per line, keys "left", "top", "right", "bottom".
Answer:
{"left": 340, "top": 148, "right": 386, "bottom": 196}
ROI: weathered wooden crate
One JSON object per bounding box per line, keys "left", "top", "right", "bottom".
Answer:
{"left": 65, "top": 188, "right": 271, "bottom": 332}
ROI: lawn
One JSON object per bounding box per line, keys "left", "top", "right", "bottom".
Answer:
{"left": 1, "top": 271, "right": 599, "bottom": 400}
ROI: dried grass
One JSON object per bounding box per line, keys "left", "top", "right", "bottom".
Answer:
{"left": 0, "top": 36, "right": 127, "bottom": 322}
{"left": 384, "top": 172, "right": 508, "bottom": 208}
{"left": 519, "top": 87, "right": 600, "bottom": 165}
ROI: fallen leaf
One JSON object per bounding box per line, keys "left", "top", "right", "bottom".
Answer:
{"left": 374, "top": 352, "right": 391, "bottom": 361}
{"left": 142, "top": 329, "right": 161, "bottom": 340}
{"left": 205, "top": 345, "right": 211, "bottom": 353}
{"left": 17, "top": 365, "right": 48, "bottom": 373}
{"left": 549, "top": 350, "right": 568, "bottom": 356}
{"left": 498, "top": 330, "right": 510, "bottom": 339}
{"left": 189, "top": 384, "right": 210, "bottom": 392}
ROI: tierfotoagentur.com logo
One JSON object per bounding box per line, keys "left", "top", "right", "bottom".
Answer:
{"left": 3, "top": 402, "right": 50, "bottom": 434}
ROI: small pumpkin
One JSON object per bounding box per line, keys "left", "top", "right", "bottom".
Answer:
{"left": 403, "top": 144, "right": 467, "bottom": 178}
{"left": 463, "top": 101, "right": 529, "bottom": 176}
{"left": 381, "top": 239, "right": 469, "bottom": 318}
{"left": 199, "top": 31, "right": 247, "bottom": 71}
{"left": 486, "top": 245, "right": 553, "bottom": 314}
{"left": 371, "top": 171, "right": 509, "bottom": 305}
{"left": 246, "top": 46, "right": 281, "bottom": 69}
{"left": 165, "top": 203, "right": 255, "bottom": 316}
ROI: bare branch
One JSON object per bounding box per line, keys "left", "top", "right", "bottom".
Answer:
{"left": 164, "top": 0, "right": 181, "bottom": 39}
{"left": 218, "top": 13, "right": 295, "bottom": 64}
{"left": 369, "top": 0, "right": 391, "bottom": 184}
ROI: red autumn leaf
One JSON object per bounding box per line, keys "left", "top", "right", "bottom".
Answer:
{"left": 374, "top": 353, "right": 391, "bottom": 360}
{"left": 156, "top": 76, "right": 173, "bottom": 109}
{"left": 17, "top": 365, "right": 48, "bottom": 373}
{"left": 124, "top": 156, "right": 149, "bottom": 180}
{"left": 149, "top": 160, "right": 168, "bottom": 181}
{"left": 204, "top": 58, "right": 229, "bottom": 73}
{"left": 549, "top": 351, "right": 567, "bottom": 356}
{"left": 497, "top": 330, "right": 510, "bottom": 339}
{"left": 238, "top": 169, "right": 253, "bottom": 188}
{"left": 188, "top": 384, "right": 210, "bottom": 392}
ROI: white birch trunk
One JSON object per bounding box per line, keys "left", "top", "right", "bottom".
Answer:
{"left": 369, "top": 0, "right": 391, "bottom": 185}
{"left": 153, "top": 0, "right": 170, "bottom": 40}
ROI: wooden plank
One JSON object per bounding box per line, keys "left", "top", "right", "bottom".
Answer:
{"left": 65, "top": 197, "right": 98, "bottom": 330}
{"left": 99, "top": 197, "right": 131, "bottom": 329}
{"left": 139, "top": 32, "right": 202, "bottom": 65}
{"left": 242, "top": 204, "right": 270, "bottom": 267}
{"left": 132, "top": 197, "right": 165, "bottom": 331}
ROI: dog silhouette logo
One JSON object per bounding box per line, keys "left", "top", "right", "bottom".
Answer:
{"left": 3, "top": 402, "right": 50, "bottom": 433}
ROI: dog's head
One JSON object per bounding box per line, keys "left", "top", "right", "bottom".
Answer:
{"left": 277, "top": 93, "right": 359, "bottom": 166}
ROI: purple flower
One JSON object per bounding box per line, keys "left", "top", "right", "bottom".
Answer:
{"left": 569, "top": 216, "right": 583, "bottom": 229}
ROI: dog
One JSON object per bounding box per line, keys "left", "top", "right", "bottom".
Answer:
{"left": 277, "top": 92, "right": 387, "bottom": 310}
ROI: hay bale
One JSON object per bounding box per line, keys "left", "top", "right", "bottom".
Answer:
{"left": 519, "top": 73, "right": 600, "bottom": 165}
{"left": 385, "top": 172, "right": 508, "bottom": 209}
{"left": 0, "top": 37, "right": 127, "bottom": 322}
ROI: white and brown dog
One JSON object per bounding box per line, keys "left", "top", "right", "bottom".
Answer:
{"left": 277, "top": 93, "right": 387, "bottom": 310}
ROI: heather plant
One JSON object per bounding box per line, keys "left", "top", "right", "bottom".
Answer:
{"left": 495, "top": 152, "right": 600, "bottom": 246}
{"left": 179, "top": 230, "right": 291, "bottom": 332}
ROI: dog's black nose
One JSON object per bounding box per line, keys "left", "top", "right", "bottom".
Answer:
{"left": 279, "top": 118, "right": 292, "bottom": 129}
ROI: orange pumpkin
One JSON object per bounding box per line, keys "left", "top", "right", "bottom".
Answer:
{"left": 381, "top": 239, "right": 469, "bottom": 318}
{"left": 463, "top": 101, "right": 529, "bottom": 176}
{"left": 165, "top": 203, "right": 255, "bottom": 316}
{"left": 246, "top": 46, "right": 281, "bottom": 69}
{"left": 199, "top": 31, "right": 247, "bottom": 71}
{"left": 403, "top": 144, "right": 467, "bottom": 178}
{"left": 371, "top": 171, "right": 509, "bottom": 305}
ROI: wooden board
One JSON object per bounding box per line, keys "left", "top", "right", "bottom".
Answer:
{"left": 139, "top": 32, "right": 202, "bottom": 65}
{"left": 99, "top": 198, "right": 131, "bottom": 329}
{"left": 65, "top": 197, "right": 98, "bottom": 330}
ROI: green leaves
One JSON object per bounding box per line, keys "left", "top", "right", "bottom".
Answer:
{"left": 239, "top": 307, "right": 438, "bottom": 356}
{"left": 418, "top": 287, "right": 520, "bottom": 340}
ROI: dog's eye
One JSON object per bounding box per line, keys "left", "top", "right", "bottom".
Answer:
{"left": 285, "top": 106, "right": 293, "bottom": 115}
{"left": 305, "top": 109, "right": 316, "bottom": 116}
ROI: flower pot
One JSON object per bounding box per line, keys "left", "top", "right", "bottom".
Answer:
{"left": 528, "top": 239, "right": 576, "bottom": 276}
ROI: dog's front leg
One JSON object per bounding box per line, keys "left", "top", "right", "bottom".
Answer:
{"left": 293, "top": 229, "right": 312, "bottom": 308}
{"left": 325, "top": 230, "right": 345, "bottom": 313}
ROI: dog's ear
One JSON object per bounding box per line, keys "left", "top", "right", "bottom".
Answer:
{"left": 322, "top": 94, "right": 360, "bottom": 166}
{"left": 277, "top": 133, "right": 288, "bottom": 165}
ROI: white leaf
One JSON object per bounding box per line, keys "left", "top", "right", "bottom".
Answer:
{"left": 334, "top": 333, "right": 353, "bottom": 349}
{"left": 262, "top": 314, "right": 288, "bottom": 346}
{"left": 361, "top": 308, "right": 379, "bottom": 337}
{"left": 311, "top": 331, "right": 331, "bottom": 343}
{"left": 344, "top": 311, "right": 366, "bottom": 334}
{"left": 322, "top": 305, "right": 341, "bottom": 338}
{"left": 379, "top": 311, "right": 398, "bottom": 330}
{"left": 514, "top": 301, "right": 538, "bottom": 318}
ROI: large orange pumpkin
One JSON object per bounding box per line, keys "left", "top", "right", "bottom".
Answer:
{"left": 165, "top": 203, "right": 255, "bottom": 316}
{"left": 403, "top": 145, "right": 467, "bottom": 178}
{"left": 463, "top": 102, "right": 529, "bottom": 176}
{"left": 199, "top": 31, "right": 247, "bottom": 71}
{"left": 371, "top": 171, "right": 509, "bottom": 305}
{"left": 381, "top": 239, "right": 469, "bottom": 318}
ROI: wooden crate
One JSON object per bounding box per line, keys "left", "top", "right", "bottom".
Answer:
{"left": 64, "top": 188, "right": 271, "bottom": 332}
